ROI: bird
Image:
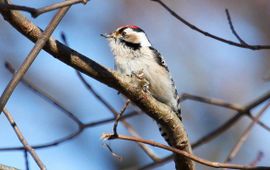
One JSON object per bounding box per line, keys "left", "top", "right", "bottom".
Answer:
{"left": 101, "top": 25, "right": 181, "bottom": 145}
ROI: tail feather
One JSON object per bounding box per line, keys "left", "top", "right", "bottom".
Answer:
{"left": 158, "top": 123, "right": 172, "bottom": 146}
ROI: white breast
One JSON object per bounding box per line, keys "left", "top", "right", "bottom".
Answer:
{"left": 109, "top": 40, "right": 178, "bottom": 111}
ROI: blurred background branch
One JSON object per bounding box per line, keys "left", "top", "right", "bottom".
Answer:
{"left": 152, "top": 0, "right": 270, "bottom": 50}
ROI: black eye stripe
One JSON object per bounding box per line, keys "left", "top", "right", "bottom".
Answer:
{"left": 121, "top": 31, "right": 126, "bottom": 36}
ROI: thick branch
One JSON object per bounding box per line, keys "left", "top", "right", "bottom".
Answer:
{"left": 0, "top": 4, "right": 193, "bottom": 170}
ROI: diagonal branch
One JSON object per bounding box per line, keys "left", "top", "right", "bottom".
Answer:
{"left": 180, "top": 93, "right": 270, "bottom": 132}
{"left": 151, "top": 0, "right": 270, "bottom": 50}
{"left": 190, "top": 90, "right": 270, "bottom": 148}
{"left": 113, "top": 100, "right": 130, "bottom": 136}
{"left": 224, "top": 102, "right": 270, "bottom": 163}
{"left": 0, "top": 0, "right": 87, "bottom": 18}
{"left": 0, "top": 111, "right": 140, "bottom": 151}
{"left": 4, "top": 61, "right": 83, "bottom": 126}
{"left": 225, "top": 9, "right": 248, "bottom": 45}
{"left": 3, "top": 108, "right": 46, "bottom": 169}
{"left": 0, "top": 0, "right": 72, "bottom": 115}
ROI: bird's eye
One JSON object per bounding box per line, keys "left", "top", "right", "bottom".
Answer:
{"left": 121, "top": 31, "right": 127, "bottom": 37}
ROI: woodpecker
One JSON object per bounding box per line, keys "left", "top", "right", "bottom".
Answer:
{"left": 102, "top": 25, "right": 181, "bottom": 144}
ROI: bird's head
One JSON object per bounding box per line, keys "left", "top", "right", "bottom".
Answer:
{"left": 101, "top": 25, "right": 151, "bottom": 48}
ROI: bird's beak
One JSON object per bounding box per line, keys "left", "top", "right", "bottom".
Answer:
{"left": 100, "top": 33, "right": 113, "bottom": 39}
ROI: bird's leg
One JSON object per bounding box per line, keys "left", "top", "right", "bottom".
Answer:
{"left": 131, "top": 70, "right": 150, "bottom": 93}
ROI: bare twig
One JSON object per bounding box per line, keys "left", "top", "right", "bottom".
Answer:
{"left": 76, "top": 71, "right": 118, "bottom": 115}
{"left": 113, "top": 100, "right": 130, "bottom": 136}
{"left": 181, "top": 93, "right": 270, "bottom": 132}
{"left": 151, "top": 0, "right": 270, "bottom": 50}
{"left": 104, "top": 144, "right": 123, "bottom": 161}
{"left": 224, "top": 102, "right": 270, "bottom": 163}
{"left": 0, "top": 0, "right": 87, "bottom": 18}
{"left": 250, "top": 151, "right": 264, "bottom": 166}
{"left": 190, "top": 91, "right": 270, "bottom": 148}
{"left": 83, "top": 111, "right": 141, "bottom": 128}
{"left": 24, "top": 150, "right": 29, "bottom": 170}
{"left": 0, "top": 111, "right": 140, "bottom": 151}
{"left": 245, "top": 91, "right": 270, "bottom": 110}
{"left": 3, "top": 108, "right": 46, "bottom": 170}
{"left": 4, "top": 61, "right": 83, "bottom": 125}
{"left": 180, "top": 93, "right": 244, "bottom": 111}
{"left": 103, "top": 133, "right": 269, "bottom": 170}
{"left": 0, "top": 2, "right": 71, "bottom": 115}
{"left": 225, "top": 9, "right": 248, "bottom": 45}
{"left": 192, "top": 112, "right": 242, "bottom": 147}
{"left": 0, "top": 128, "right": 83, "bottom": 151}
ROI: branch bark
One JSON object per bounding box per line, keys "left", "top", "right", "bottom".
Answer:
{"left": 0, "top": 3, "right": 194, "bottom": 170}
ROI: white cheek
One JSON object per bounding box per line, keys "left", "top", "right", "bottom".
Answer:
{"left": 137, "top": 33, "right": 151, "bottom": 47}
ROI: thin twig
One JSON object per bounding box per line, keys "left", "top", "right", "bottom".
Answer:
{"left": 225, "top": 9, "right": 248, "bottom": 45}
{"left": 189, "top": 91, "right": 270, "bottom": 148}
{"left": 3, "top": 108, "right": 46, "bottom": 170}
{"left": 104, "top": 144, "right": 123, "bottom": 161}
{"left": 180, "top": 93, "right": 244, "bottom": 111}
{"left": 224, "top": 102, "right": 270, "bottom": 163}
{"left": 83, "top": 111, "right": 141, "bottom": 128}
{"left": 113, "top": 100, "right": 130, "bottom": 136}
{"left": 245, "top": 91, "right": 270, "bottom": 110}
{"left": 0, "top": 2, "right": 71, "bottom": 115}
{"left": 0, "top": 111, "right": 140, "bottom": 151}
{"left": 4, "top": 61, "right": 83, "bottom": 126}
{"left": 103, "top": 133, "right": 269, "bottom": 170}
{"left": 192, "top": 112, "right": 242, "bottom": 148}
{"left": 250, "top": 151, "right": 264, "bottom": 166}
{"left": 32, "top": 0, "right": 87, "bottom": 18}
{"left": 151, "top": 0, "right": 270, "bottom": 50}
{"left": 180, "top": 93, "right": 270, "bottom": 132}
{"left": 24, "top": 150, "right": 29, "bottom": 170}
{"left": 0, "top": 128, "right": 84, "bottom": 151}
{"left": 0, "top": 0, "right": 87, "bottom": 18}
{"left": 76, "top": 71, "right": 118, "bottom": 115}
